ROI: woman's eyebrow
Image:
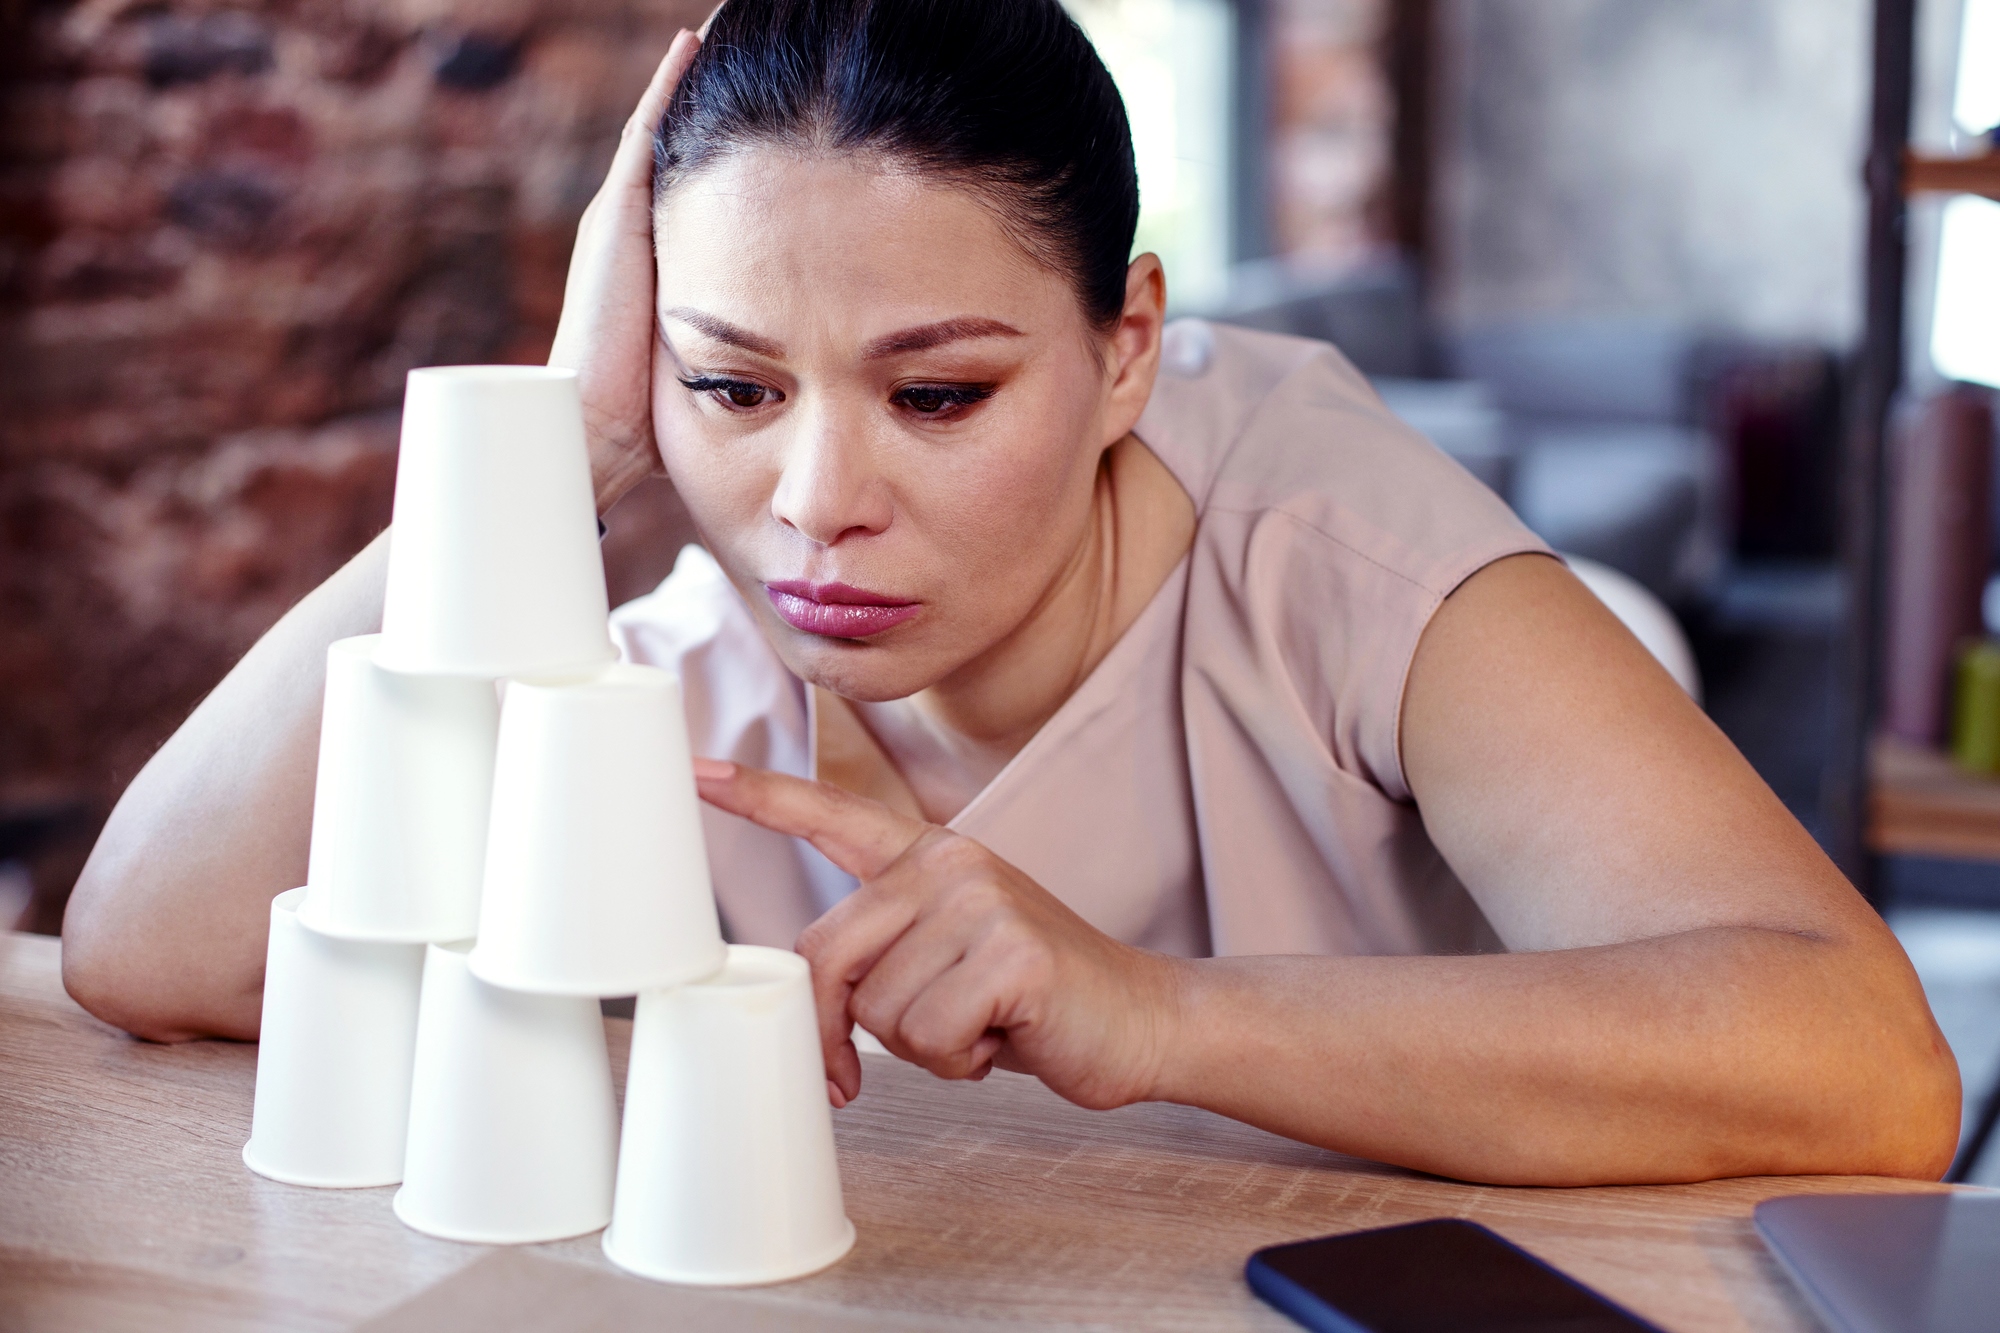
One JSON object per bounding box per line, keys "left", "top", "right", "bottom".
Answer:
{"left": 661, "top": 307, "right": 785, "bottom": 358}
{"left": 863, "top": 317, "right": 1024, "bottom": 359}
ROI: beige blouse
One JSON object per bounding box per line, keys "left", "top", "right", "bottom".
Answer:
{"left": 611, "top": 321, "right": 1550, "bottom": 959}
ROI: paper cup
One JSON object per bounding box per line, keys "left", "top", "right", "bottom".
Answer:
{"left": 297, "top": 635, "right": 496, "bottom": 943}
{"left": 603, "top": 946, "right": 855, "bottom": 1285}
{"left": 394, "top": 942, "right": 618, "bottom": 1244}
{"left": 243, "top": 888, "right": 426, "bottom": 1188}
{"left": 467, "top": 665, "right": 726, "bottom": 996}
{"left": 377, "top": 366, "right": 615, "bottom": 677}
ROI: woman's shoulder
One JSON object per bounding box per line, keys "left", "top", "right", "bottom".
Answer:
{"left": 1142, "top": 319, "right": 1540, "bottom": 602}
{"left": 1145, "top": 320, "right": 1549, "bottom": 801}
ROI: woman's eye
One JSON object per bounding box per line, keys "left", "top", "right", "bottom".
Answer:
{"left": 893, "top": 383, "right": 994, "bottom": 416}
{"left": 680, "top": 377, "right": 779, "bottom": 410}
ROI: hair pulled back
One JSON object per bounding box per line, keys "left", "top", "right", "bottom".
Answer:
{"left": 654, "top": 0, "right": 1140, "bottom": 330}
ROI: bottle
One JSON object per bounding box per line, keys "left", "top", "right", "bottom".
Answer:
{"left": 1953, "top": 640, "right": 2000, "bottom": 775}
{"left": 1884, "top": 387, "right": 1996, "bottom": 745}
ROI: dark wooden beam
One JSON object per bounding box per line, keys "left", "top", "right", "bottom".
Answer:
{"left": 1232, "top": 0, "right": 1275, "bottom": 262}
{"left": 1384, "top": 0, "right": 1436, "bottom": 269}
{"left": 1825, "top": 0, "right": 1919, "bottom": 904}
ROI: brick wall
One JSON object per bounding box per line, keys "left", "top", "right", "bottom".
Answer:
{"left": 0, "top": 0, "right": 707, "bottom": 929}
{"left": 1268, "top": 0, "right": 1397, "bottom": 266}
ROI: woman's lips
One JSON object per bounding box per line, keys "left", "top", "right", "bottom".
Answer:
{"left": 764, "top": 580, "right": 920, "bottom": 638}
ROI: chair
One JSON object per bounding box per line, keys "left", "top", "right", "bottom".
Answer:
{"left": 1566, "top": 555, "right": 1703, "bottom": 703}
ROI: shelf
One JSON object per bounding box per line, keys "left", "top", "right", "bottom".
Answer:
{"left": 1868, "top": 735, "right": 2000, "bottom": 860}
{"left": 1905, "top": 151, "right": 2000, "bottom": 200}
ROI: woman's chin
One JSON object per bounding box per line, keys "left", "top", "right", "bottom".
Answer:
{"left": 775, "top": 637, "right": 947, "bottom": 705}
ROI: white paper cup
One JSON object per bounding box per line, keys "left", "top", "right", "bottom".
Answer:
{"left": 603, "top": 946, "right": 855, "bottom": 1285}
{"left": 467, "top": 665, "right": 726, "bottom": 996}
{"left": 297, "top": 635, "right": 496, "bottom": 943}
{"left": 377, "top": 366, "right": 615, "bottom": 677}
{"left": 394, "top": 942, "right": 618, "bottom": 1244}
{"left": 243, "top": 888, "right": 426, "bottom": 1188}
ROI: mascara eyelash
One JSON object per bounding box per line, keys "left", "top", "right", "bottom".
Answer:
{"left": 679, "top": 376, "right": 782, "bottom": 409}
{"left": 895, "top": 383, "right": 998, "bottom": 412}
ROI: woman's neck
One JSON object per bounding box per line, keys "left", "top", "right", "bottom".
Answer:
{"left": 835, "top": 433, "right": 1195, "bottom": 823}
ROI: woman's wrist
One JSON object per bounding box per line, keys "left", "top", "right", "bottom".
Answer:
{"left": 591, "top": 440, "right": 658, "bottom": 517}
{"left": 1132, "top": 951, "right": 1205, "bottom": 1107}
{"left": 1137, "top": 955, "right": 1278, "bottom": 1113}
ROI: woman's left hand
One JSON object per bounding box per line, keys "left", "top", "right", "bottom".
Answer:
{"left": 548, "top": 30, "right": 702, "bottom": 512}
{"left": 692, "top": 759, "right": 1180, "bottom": 1111}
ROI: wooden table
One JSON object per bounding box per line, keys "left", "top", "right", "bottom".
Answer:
{"left": 0, "top": 932, "right": 1948, "bottom": 1332}
{"left": 1868, "top": 734, "right": 2000, "bottom": 861}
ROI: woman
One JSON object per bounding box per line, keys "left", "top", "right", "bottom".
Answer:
{"left": 63, "top": 0, "right": 1957, "bottom": 1187}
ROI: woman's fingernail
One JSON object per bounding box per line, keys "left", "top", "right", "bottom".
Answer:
{"left": 691, "top": 757, "right": 733, "bottom": 781}
{"left": 827, "top": 1078, "right": 847, "bottom": 1109}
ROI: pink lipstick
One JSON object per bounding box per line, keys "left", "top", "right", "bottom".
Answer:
{"left": 764, "top": 580, "right": 920, "bottom": 638}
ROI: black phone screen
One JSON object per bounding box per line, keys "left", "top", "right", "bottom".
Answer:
{"left": 1246, "top": 1219, "right": 1665, "bottom": 1333}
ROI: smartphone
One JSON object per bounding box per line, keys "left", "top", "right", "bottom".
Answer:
{"left": 1245, "top": 1218, "right": 1667, "bottom": 1333}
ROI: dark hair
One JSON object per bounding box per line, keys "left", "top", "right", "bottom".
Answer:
{"left": 654, "top": 0, "right": 1140, "bottom": 330}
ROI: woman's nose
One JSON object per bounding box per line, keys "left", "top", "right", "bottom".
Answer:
{"left": 769, "top": 405, "right": 892, "bottom": 546}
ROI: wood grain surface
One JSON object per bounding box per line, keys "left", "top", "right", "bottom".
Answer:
{"left": 1869, "top": 734, "right": 2000, "bottom": 861}
{"left": 1904, "top": 149, "right": 2000, "bottom": 202}
{"left": 0, "top": 931, "right": 1947, "bottom": 1331}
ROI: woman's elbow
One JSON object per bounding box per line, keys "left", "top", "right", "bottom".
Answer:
{"left": 60, "top": 865, "right": 248, "bottom": 1044}
{"left": 1806, "top": 962, "right": 1963, "bottom": 1182}
{"left": 1858, "top": 1020, "right": 1962, "bottom": 1181}
{"left": 62, "top": 918, "right": 186, "bottom": 1044}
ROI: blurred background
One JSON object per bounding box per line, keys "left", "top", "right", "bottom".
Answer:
{"left": 2, "top": 0, "right": 1999, "bottom": 1166}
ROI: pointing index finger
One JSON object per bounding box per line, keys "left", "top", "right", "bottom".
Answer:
{"left": 694, "top": 760, "right": 930, "bottom": 881}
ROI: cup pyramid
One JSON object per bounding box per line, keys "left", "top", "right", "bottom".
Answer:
{"left": 244, "top": 365, "right": 853, "bottom": 1283}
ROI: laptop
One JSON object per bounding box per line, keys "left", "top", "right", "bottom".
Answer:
{"left": 1754, "top": 1192, "right": 2000, "bottom": 1333}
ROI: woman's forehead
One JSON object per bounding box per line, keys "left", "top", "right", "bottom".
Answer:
{"left": 652, "top": 152, "right": 1076, "bottom": 343}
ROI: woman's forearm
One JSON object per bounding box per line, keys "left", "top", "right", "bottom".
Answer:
{"left": 1155, "top": 924, "right": 1960, "bottom": 1186}
{"left": 62, "top": 533, "right": 392, "bottom": 1042}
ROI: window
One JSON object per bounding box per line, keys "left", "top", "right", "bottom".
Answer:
{"left": 1931, "top": 0, "right": 2000, "bottom": 387}
{"left": 1954, "top": 0, "right": 2000, "bottom": 139}
{"left": 1065, "top": 0, "right": 1239, "bottom": 311}
{"left": 1932, "top": 196, "right": 2000, "bottom": 388}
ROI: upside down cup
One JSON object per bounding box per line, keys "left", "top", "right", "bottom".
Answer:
{"left": 376, "top": 366, "right": 615, "bottom": 678}
{"left": 297, "top": 635, "right": 496, "bottom": 943}
{"left": 603, "top": 946, "right": 855, "bottom": 1285}
{"left": 466, "top": 665, "right": 726, "bottom": 997}
{"left": 393, "top": 942, "right": 618, "bottom": 1244}
{"left": 243, "top": 888, "right": 426, "bottom": 1188}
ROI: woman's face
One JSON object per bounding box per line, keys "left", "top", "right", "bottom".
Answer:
{"left": 650, "top": 150, "right": 1160, "bottom": 703}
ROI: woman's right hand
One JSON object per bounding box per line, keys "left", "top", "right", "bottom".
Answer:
{"left": 549, "top": 30, "right": 702, "bottom": 514}
{"left": 690, "top": 760, "right": 1180, "bottom": 1115}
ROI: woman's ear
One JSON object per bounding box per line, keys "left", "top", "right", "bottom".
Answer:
{"left": 1102, "top": 253, "right": 1166, "bottom": 442}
